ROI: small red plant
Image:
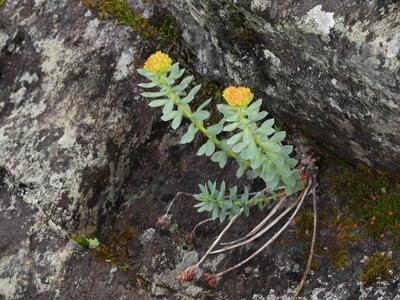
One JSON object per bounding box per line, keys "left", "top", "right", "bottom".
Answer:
{"left": 203, "top": 272, "right": 217, "bottom": 288}
{"left": 178, "top": 267, "right": 197, "bottom": 282}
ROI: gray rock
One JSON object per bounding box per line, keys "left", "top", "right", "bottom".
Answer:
{"left": 1, "top": 0, "right": 399, "bottom": 299}
{"left": 0, "top": 0, "right": 154, "bottom": 298}
{"left": 149, "top": 0, "right": 400, "bottom": 172}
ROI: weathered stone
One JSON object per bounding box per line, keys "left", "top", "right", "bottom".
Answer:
{"left": 146, "top": 0, "right": 400, "bottom": 172}
{"left": 1, "top": 0, "right": 399, "bottom": 299}
{"left": 0, "top": 0, "right": 155, "bottom": 298}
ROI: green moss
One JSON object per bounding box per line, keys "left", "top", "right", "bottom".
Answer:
{"left": 82, "top": 0, "right": 180, "bottom": 47}
{"left": 331, "top": 248, "right": 349, "bottom": 270}
{"left": 294, "top": 209, "right": 314, "bottom": 242}
{"left": 0, "top": 0, "right": 5, "bottom": 7}
{"left": 70, "top": 234, "right": 100, "bottom": 249}
{"left": 322, "top": 153, "right": 400, "bottom": 247}
{"left": 331, "top": 214, "right": 361, "bottom": 244}
{"left": 294, "top": 208, "right": 360, "bottom": 270}
{"left": 91, "top": 226, "right": 135, "bottom": 266}
{"left": 361, "top": 252, "right": 395, "bottom": 284}
{"left": 83, "top": 0, "right": 153, "bottom": 36}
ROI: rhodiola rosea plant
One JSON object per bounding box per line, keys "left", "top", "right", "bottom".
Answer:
{"left": 138, "top": 51, "right": 317, "bottom": 294}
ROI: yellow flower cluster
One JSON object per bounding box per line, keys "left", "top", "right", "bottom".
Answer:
{"left": 143, "top": 51, "right": 172, "bottom": 74}
{"left": 222, "top": 86, "right": 254, "bottom": 107}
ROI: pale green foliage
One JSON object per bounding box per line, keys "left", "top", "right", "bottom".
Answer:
{"left": 138, "top": 62, "right": 302, "bottom": 221}
{"left": 194, "top": 181, "right": 276, "bottom": 221}
{"left": 218, "top": 101, "right": 303, "bottom": 195}
{"left": 70, "top": 234, "right": 100, "bottom": 249}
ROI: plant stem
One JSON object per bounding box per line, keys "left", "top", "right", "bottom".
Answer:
{"left": 159, "top": 76, "right": 249, "bottom": 167}
{"left": 292, "top": 177, "right": 318, "bottom": 299}
{"left": 214, "top": 179, "right": 312, "bottom": 277}
{"left": 219, "top": 195, "right": 286, "bottom": 246}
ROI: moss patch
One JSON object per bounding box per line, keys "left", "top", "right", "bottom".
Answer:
{"left": 361, "top": 252, "right": 395, "bottom": 284}
{"left": 91, "top": 226, "right": 135, "bottom": 267}
{"left": 294, "top": 208, "right": 360, "bottom": 270}
{"left": 331, "top": 248, "right": 349, "bottom": 270}
{"left": 70, "top": 234, "right": 100, "bottom": 249}
{"left": 0, "top": 0, "right": 5, "bottom": 7}
{"left": 322, "top": 154, "right": 400, "bottom": 248}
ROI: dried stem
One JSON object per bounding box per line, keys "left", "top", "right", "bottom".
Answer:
{"left": 179, "top": 210, "right": 242, "bottom": 279}
{"left": 164, "top": 192, "right": 193, "bottom": 216}
{"left": 213, "top": 179, "right": 313, "bottom": 278}
{"left": 210, "top": 195, "right": 300, "bottom": 254}
{"left": 196, "top": 211, "right": 242, "bottom": 266}
{"left": 220, "top": 195, "right": 286, "bottom": 246}
{"left": 192, "top": 218, "right": 213, "bottom": 233}
{"left": 292, "top": 178, "right": 318, "bottom": 299}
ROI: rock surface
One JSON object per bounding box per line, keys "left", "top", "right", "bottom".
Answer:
{"left": 0, "top": 0, "right": 154, "bottom": 298}
{"left": 0, "top": 1, "right": 399, "bottom": 300}
{"left": 145, "top": 0, "right": 400, "bottom": 172}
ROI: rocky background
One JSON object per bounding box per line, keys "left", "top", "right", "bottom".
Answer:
{"left": 0, "top": 0, "right": 399, "bottom": 299}
{"left": 150, "top": 0, "right": 400, "bottom": 172}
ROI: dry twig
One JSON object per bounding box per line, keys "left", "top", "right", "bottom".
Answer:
{"left": 292, "top": 177, "right": 318, "bottom": 299}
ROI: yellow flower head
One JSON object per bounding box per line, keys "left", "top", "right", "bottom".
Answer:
{"left": 143, "top": 51, "right": 172, "bottom": 74}
{"left": 222, "top": 86, "right": 254, "bottom": 107}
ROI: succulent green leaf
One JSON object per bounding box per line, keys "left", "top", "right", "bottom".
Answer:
{"left": 281, "top": 145, "right": 294, "bottom": 155}
{"left": 287, "top": 158, "right": 298, "bottom": 168}
{"left": 252, "top": 111, "right": 268, "bottom": 121}
{"left": 251, "top": 150, "right": 263, "bottom": 169}
{"left": 161, "top": 110, "right": 178, "bottom": 121}
{"left": 217, "top": 104, "right": 236, "bottom": 115}
{"left": 207, "top": 122, "right": 224, "bottom": 135}
{"left": 168, "top": 63, "right": 181, "bottom": 80}
{"left": 192, "top": 110, "right": 210, "bottom": 121}
{"left": 139, "top": 81, "right": 158, "bottom": 88}
{"left": 264, "top": 141, "right": 281, "bottom": 152}
{"left": 242, "top": 129, "right": 254, "bottom": 145}
{"left": 148, "top": 99, "right": 169, "bottom": 107}
{"left": 181, "top": 84, "right": 201, "bottom": 105}
{"left": 270, "top": 131, "right": 286, "bottom": 143}
{"left": 277, "top": 163, "right": 292, "bottom": 177}
{"left": 204, "top": 140, "right": 215, "bottom": 156}
{"left": 180, "top": 124, "right": 198, "bottom": 144}
{"left": 218, "top": 181, "right": 226, "bottom": 200}
{"left": 196, "top": 98, "right": 212, "bottom": 111}
{"left": 141, "top": 91, "right": 166, "bottom": 98}
{"left": 137, "top": 68, "right": 154, "bottom": 80}
{"left": 247, "top": 99, "right": 263, "bottom": 112}
{"left": 211, "top": 205, "right": 219, "bottom": 220}
{"left": 171, "top": 111, "right": 183, "bottom": 129}
{"left": 223, "top": 122, "right": 239, "bottom": 132}
{"left": 219, "top": 208, "right": 227, "bottom": 223}
{"left": 174, "top": 76, "right": 193, "bottom": 94}
{"left": 261, "top": 162, "right": 275, "bottom": 182}
{"left": 232, "top": 142, "right": 248, "bottom": 153}
{"left": 236, "top": 164, "right": 248, "bottom": 178}
{"left": 162, "top": 100, "right": 175, "bottom": 115}
{"left": 197, "top": 203, "right": 210, "bottom": 213}
{"left": 270, "top": 153, "right": 285, "bottom": 166}
{"left": 218, "top": 152, "right": 227, "bottom": 168}
{"left": 261, "top": 119, "right": 275, "bottom": 128}
{"left": 227, "top": 132, "right": 243, "bottom": 145}
{"left": 257, "top": 126, "right": 275, "bottom": 136}
{"left": 208, "top": 181, "right": 217, "bottom": 195}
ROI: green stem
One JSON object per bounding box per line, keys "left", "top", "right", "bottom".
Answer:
{"left": 210, "top": 192, "right": 275, "bottom": 208}
{"left": 159, "top": 76, "right": 248, "bottom": 165}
